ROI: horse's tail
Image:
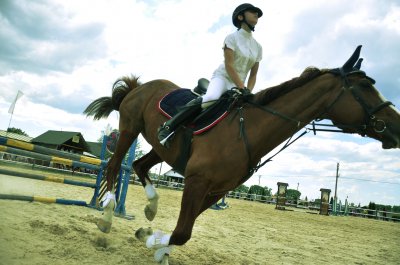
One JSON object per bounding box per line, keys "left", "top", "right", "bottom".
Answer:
{"left": 84, "top": 75, "right": 141, "bottom": 120}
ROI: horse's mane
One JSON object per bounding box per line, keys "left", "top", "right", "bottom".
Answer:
{"left": 253, "top": 67, "right": 326, "bottom": 105}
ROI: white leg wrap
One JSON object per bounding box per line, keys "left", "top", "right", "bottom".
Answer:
{"left": 154, "top": 246, "right": 174, "bottom": 263}
{"left": 145, "top": 184, "right": 157, "bottom": 200}
{"left": 101, "top": 191, "right": 116, "bottom": 209}
{"left": 146, "top": 231, "right": 171, "bottom": 249}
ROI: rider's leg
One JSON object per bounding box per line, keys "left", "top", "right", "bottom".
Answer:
{"left": 158, "top": 77, "right": 230, "bottom": 146}
{"left": 158, "top": 97, "right": 203, "bottom": 146}
{"left": 201, "top": 77, "right": 230, "bottom": 108}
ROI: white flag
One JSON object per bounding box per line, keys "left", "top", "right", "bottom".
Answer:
{"left": 8, "top": 90, "right": 24, "bottom": 114}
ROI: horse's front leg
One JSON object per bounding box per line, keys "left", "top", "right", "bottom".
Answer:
{"left": 133, "top": 149, "right": 163, "bottom": 221}
{"left": 136, "top": 177, "right": 210, "bottom": 263}
{"left": 97, "top": 129, "right": 137, "bottom": 233}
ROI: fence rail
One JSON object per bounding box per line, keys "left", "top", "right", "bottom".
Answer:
{"left": 225, "top": 191, "right": 400, "bottom": 222}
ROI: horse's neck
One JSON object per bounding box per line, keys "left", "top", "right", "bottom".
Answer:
{"left": 250, "top": 75, "right": 339, "bottom": 161}
{"left": 276, "top": 77, "right": 338, "bottom": 121}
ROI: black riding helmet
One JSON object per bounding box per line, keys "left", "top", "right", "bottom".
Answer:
{"left": 232, "top": 3, "right": 263, "bottom": 31}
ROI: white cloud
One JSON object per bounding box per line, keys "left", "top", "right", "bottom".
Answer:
{"left": 0, "top": 0, "right": 399, "bottom": 206}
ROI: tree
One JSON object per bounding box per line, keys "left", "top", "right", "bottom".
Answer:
{"left": 232, "top": 184, "right": 249, "bottom": 198}
{"left": 286, "top": 189, "right": 301, "bottom": 202}
{"left": 246, "top": 185, "right": 272, "bottom": 201}
{"left": 7, "top": 127, "right": 29, "bottom": 136}
{"left": 233, "top": 184, "right": 249, "bottom": 193}
{"left": 134, "top": 139, "right": 146, "bottom": 160}
{"left": 392, "top": 205, "right": 400, "bottom": 213}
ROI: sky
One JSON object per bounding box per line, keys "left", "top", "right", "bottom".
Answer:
{"left": 0, "top": 0, "right": 399, "bottom": 206}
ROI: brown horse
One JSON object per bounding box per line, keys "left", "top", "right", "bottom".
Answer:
{"left": 84, "top": 46, "right": 400, "bottom": 263}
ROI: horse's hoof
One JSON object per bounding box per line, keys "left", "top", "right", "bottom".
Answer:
{"left": 160, "top": 255, "right": 169, "bottom": 265}
{"left": 97, "top": 219, "right": 112, "bottom": 233}
{"left": 144, "top": 205, "right": 156, "bottom": 221}
{"left": 154, "top": 246, "right": 173, "bottom": 263}
{"left": 135, "top": 227, "right": 153, "bottom": 242}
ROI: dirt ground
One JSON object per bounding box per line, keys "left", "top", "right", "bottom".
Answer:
{"left": 0, "top": 166, "right": 399, "bottom": 265}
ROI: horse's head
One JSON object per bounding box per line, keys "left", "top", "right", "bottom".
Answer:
{"left": 325, "top": 45, "right": 400, "bottom": 149}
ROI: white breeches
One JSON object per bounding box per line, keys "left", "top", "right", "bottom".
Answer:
{"left": 201, "top": 77, "right": 234, "bottom": 104}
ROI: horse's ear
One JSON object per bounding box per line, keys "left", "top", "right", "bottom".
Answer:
{"left": 342, "top": 45, "right": 362, "bottom": 72}
{"left": 354, "top": 58, "right": 363, "bottom": 70}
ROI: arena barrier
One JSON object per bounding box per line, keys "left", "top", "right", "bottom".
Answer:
{"left": 0, "top": 135, "right": 136, "bottom": 218}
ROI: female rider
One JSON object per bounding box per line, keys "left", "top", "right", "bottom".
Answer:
{"left": 158, "top": 3, "right": 263, "bottom": 146}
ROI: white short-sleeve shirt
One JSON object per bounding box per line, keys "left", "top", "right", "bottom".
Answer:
{"left": 212, "top": 29, "right": 262, "bottom": 86}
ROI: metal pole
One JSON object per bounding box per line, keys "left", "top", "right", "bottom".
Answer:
{"left": 156, "top": 162, "right": 163, "bottom": 188}
{"left": 158, "top": 162, "right": 163, "bottom": 179}
{"left": 6, "top": 113, "right": 13, "bottom": 136}
{"left": 334, "top": 162, "right": 339, "bottom": 215}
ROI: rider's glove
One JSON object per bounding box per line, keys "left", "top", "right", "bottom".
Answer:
{"left": 242, "top": 88, "right": 251, "bottom": 96}
{"left": 232, "top": 87, "right": 252, "bottom": 98}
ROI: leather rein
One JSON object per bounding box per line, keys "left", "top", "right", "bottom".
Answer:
{"left": 236, "top": 68, "right": 394, "bottom": 179}
{"left": 313, "top": 68, "right": 393, "bottom": 136}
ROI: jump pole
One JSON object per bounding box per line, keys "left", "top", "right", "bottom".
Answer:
{"left": 114, "top": 138, "right": 137, "bottom": 218}
{"left": 0, "top": 168, "right": 96, "bottom": 188}
{"left": 0, "top": 194, "right": 87, "bottom": 206}
{"left": 0, "top": 136, "right": 131, "bottom": 171}
{"left": 0, "top": 135, "right": 137, "bottom": 216}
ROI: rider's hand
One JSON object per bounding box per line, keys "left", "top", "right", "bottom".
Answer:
{"left": 232, "top": 87, "right": 251, "bottom": 96}
{"left": 241, "top": 88, "right": 251, "bottom": 96}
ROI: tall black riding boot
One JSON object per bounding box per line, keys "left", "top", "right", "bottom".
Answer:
{"left": 158, "top": 97, "right": 203, "bottom": 147}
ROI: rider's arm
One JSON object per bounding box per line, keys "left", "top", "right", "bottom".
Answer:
{"left": 247, "top": 62, "right": 259, "bottom": 91}
{"left": 224, "top": 46, "right": 245, "bottom": 89}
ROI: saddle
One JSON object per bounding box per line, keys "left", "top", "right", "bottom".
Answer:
{"left": 158, "top": 79, "right": 235, "bottom": 135}
{"left": 158, "top": 79, "right": 250, "bottom": 174}
{"left": 193, "top": 78, "right": 209, "bottom": 96}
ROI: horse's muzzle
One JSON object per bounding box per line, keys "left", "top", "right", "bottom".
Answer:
{"left": 381, "top": 130, "right": 400, "bottom": 149}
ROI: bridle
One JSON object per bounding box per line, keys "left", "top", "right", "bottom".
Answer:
{"left": 319, "top": 68, "right": 394, "bottom": 136}
{"left": 237, "top": 67, "right": 394, "bottom": 179}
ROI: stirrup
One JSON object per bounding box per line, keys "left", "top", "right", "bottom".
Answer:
{"left": 160, "top": 131, "right": 175, "bottom": 146}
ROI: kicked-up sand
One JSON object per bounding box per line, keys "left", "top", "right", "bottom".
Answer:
{"left": 0, "top": 166, "right": 399, "bottom": 265}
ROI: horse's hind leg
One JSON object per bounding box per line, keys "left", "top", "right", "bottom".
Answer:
{"left": 98, "top": 119, "right": 141, "bottom": 233}
{"left": 133, "top": 149, "right": 163, "bottom": 221}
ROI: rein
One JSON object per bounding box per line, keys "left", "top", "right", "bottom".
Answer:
{"left": 234, "top": 100, "right": 308, "bottom": 181}
{"left": 235, "top": 68, "right": 393, "bottom": 179}
{"left": 314, "top": 68, "right": 394, "bottom": 136}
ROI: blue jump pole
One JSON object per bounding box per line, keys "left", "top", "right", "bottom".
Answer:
{"left": 0, "top": 168, "right": 96, "bottom": 188}
{"left": 114, "top": 139, "right": 137, "bottom": 218}
{"left": 0, "top": 193, "right": 87, "bottom": 206}
{"left": 90, "top": 134, "right": 108, "bottom": 208}
{"left": 0, "top": 134, "right": 136, "bottom": 216}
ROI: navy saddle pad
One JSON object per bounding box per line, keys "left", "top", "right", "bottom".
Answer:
{"left": 158, "top": 89, "right": 231, "bottom": 135}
